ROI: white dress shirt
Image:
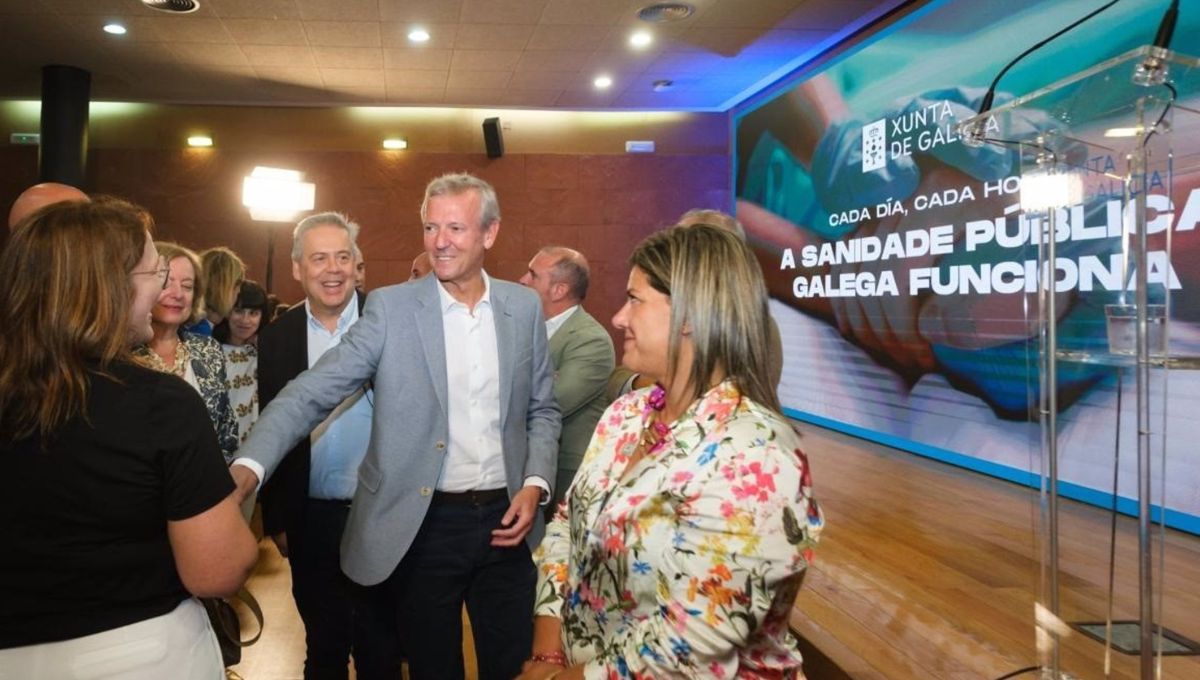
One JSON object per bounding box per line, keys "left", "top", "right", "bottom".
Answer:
{"left": 544, "top": 304, "right": 578, "bottom": 340}
{"left": 437, "top": 273, "right": 549, "bottom": 500}
{"left": 436, "top": 276, "right": 505, "bottom": 491}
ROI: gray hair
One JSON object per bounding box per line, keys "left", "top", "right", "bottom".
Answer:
{"left": 292, "top": 211, "right": 360, "bottom": 261}
{"left": 539, "top": 246, "right": 590, "bottom": 302}
{"left": 420, "top": 173, "right": 500, "bottom": 229}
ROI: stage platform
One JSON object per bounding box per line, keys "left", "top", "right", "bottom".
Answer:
{"left": 790, "top": 426, "right": 1200, "bottom": 680}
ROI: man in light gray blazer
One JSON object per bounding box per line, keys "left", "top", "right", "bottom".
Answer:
{"left": 231, "top": 173, "right": 561, "bottom": 680}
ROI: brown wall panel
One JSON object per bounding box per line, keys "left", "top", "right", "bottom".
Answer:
{"left": 2, "top": 145, "right": 730, "bottom": 352}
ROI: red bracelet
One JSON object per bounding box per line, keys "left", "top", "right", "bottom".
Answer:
{"left": 530, "top": 651, "right": 567, "bottom": 666}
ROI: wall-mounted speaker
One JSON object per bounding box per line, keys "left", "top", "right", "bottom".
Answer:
{"left": 482, "top": 117, "right": 504, "bottom": 158}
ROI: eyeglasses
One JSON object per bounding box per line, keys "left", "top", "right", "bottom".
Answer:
{"left": 132, "top": 255, "right": 171, "bottom": 289}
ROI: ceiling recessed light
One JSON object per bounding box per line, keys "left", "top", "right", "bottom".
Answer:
{"left": 187, "top": 135, "right": 213, "bottom": 147}
{"left": 382, "top": 138, "right": 408, "bottom": 150}
{"left": 408, "top": 28, "right": 430, "bottom": 43}
{"left": 103, "top": 23, "right": 127, "bottom": 35}
{"left": 594, "top": 75, "right": 613, "bottom": 89}
{"left": 630, "top": 31, "right": 652, "bottom": 48}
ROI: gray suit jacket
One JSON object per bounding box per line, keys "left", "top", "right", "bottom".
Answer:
{"left": 238, "top": 274, "right": 561, "bottom": 586}
{"left": 547, "top": 308, "right": 614, "bottom": 501}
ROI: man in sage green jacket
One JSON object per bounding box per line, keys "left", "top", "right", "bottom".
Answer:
{"left": 519, "top": 246, "right": 615, "bottom": 508}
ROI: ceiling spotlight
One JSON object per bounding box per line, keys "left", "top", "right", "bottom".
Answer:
{"left": 594, "top": 75, "right": 613, "bottom": 89}
{"left": 103, "top": 23, "right": 127, "bottom": 35}
{"left": 652, "top": 79, "right": 673, "bottom": 92}
{"left": 382, "top": 138, "right": 408, "bottom": 150}
{"left": 408, "top": 28, "right": 430, "bottom": 43}
{"left": 630, "top": 31, "right": 653, "bottom": 48}
{"left": 187, "top": 135, "right": 213, "bottom": 147}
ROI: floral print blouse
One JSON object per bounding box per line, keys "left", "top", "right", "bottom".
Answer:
{"left": 533, "top": 380, "right": 823, "bottom": 679}
{"left": 221, "top": 343, "right": 258, "bottom": 446}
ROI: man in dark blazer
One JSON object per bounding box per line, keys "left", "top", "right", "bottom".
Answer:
{"left": 233, "top": 174, "right": 560, "bottom": 680}
{"left": 257, "top": 212, "right": 398, "bottom": 680}
{"left": 519, "top": 246, "right": 615, "bottom": 507}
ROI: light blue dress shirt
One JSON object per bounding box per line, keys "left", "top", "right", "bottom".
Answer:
{"left": 306, "top": 293, "right": 373, "bottom": 500}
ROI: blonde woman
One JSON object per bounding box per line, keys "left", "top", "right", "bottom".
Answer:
{"left": 0, "top": 200, "right": 256, "bottom": 678}
{"left": 134, "top": 242, "right": 239, "bottom": 460}
{"left": 191, "top": 246, "right": 246, "bottom": 337}
{"left": 524, "top": 225, "right": 823, "bottom": 679}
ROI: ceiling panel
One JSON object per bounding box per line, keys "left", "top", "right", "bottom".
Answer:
{"left": 383, "top": 47, "right": 455, "bottom": 71}
{"left": 460, "top": 0, "right": 548, "bottom": 26}
{"left": 312, "top": 47, "right": 384, "bottom": 69}
{"left": 243, "top": 44, "right": 316, "bottom": 68}
{"left": 0, "top": 0, "right": 907, "bottom": 110}
{"left": 140, "top": 16, "right": 235, "bottom": 43}
{"left": 526, "top": 24, "right": 609, "bottom": 51}
{"left": 539, "top": 0, "right": 631, "bottom": 26}
{"left": 221, "top": 18, "right": 308, "bottom": 45}
{"left": 378, "top": 0, "right": 465, "bottom": 24}
{"left": 304, "top": 21, "right": 382, "bottom": 47}
{"left": 453, "top": 24, "right": 535, "bottom": 50}
{"left": 169, "top": 42, "right": 252, "bottom": 67}
{"left": 446, "top": 70, "right": 513, "bottom": 89}
{"left": 207, "top": 0, "right": 303, "bottom": 21}
{"left": 385, "top": 69, "right": 451, "bottom": 90}
{"left": 295, "top": 0, "right": 378, "bottom": 22}
{"left": 383, "top": 85, "right": 446, "bottom": 103}
{"left": 450, "top": 49, "right": 524, "bottom": 72}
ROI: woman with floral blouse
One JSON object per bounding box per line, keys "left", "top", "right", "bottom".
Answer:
{"left": 132, "top": 242, "right": 238, "bottom": 461}
{"left": 523, "top": 224, "right": 824, "bottom": 680}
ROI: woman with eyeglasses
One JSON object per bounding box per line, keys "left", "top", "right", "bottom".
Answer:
{"left": 522, "top": 224, "right": 823, "bottom": 680}
{"left": 0, "top": 200, "right": 257, "bottom": 678}
{"left": 133, "top": 242, "right": 239, "bottom": 461}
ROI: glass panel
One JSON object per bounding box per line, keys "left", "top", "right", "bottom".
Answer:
{"left": 963, "top": 46, "right": 1200, "bottom": 679}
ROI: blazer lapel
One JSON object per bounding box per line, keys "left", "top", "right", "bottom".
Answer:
{"left": 492, "top": 284, "right": 516, "bottom": 428}
{"left": 548, "top": 307, "right": 586, "bottom": 366}
{"left": 416, "top": 276, "right": 449, "bottom": 419}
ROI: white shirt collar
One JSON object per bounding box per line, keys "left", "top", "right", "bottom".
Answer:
{"left": 436, "top": 270, "right": 492, "bottom": 314}
{"left": 545, "top": 304, "right": 579, "bottom": 340}
{"left": 305, "top": 290, "right": 359, "bottom": 333}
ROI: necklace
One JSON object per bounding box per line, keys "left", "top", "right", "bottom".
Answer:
{"left": 139, "top": 337, "right": 189, "bottom": 378}
{"left": 637, "top": 383, "right": 671, "bottom": 457}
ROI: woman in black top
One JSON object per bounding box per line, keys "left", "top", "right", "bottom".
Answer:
{"left": 0, "top": 200, "right": 258, "bottom": 678}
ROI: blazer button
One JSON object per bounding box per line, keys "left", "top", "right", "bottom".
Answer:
{"left": 435, "top": 441, "right": 446, "bottom": 450}
{"left": 419, "top": 486, "right": 432, "bottom": 497}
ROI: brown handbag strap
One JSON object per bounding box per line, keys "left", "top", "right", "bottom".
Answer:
{"left": 211, "top": 588, "right": 264, "bottom": 647}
